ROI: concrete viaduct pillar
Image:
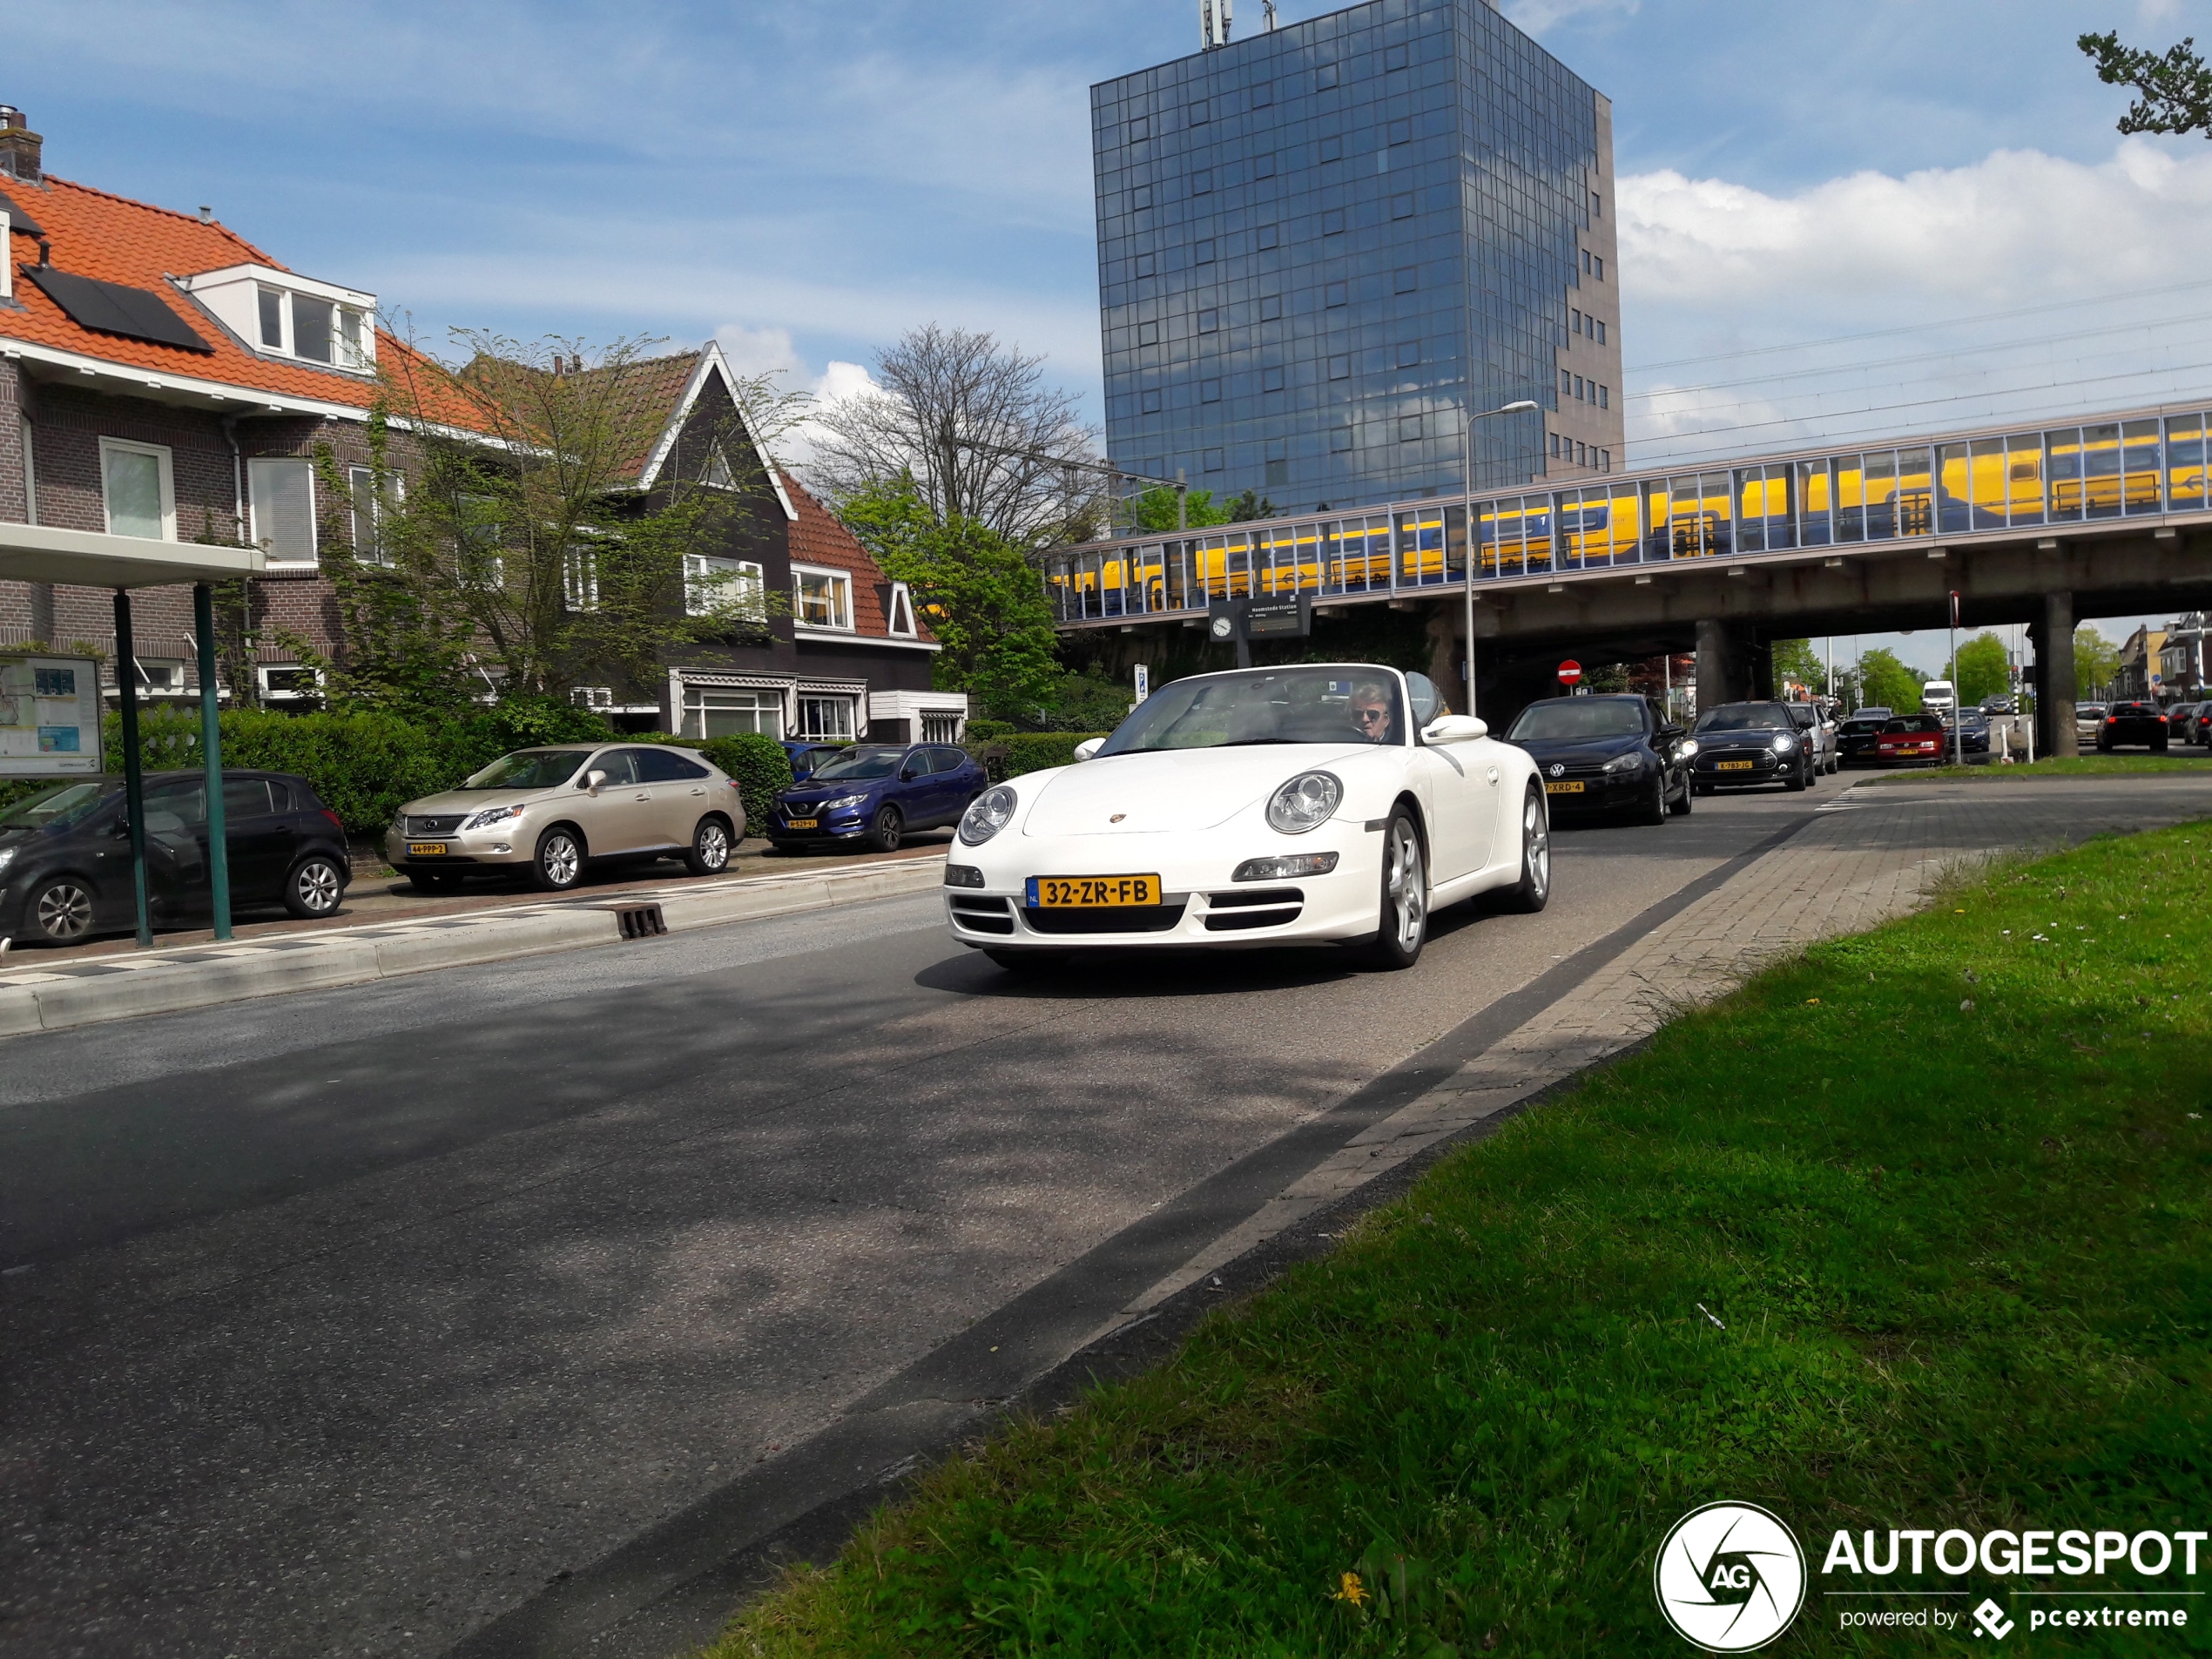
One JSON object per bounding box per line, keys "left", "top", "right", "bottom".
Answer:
{"left": 1696, "top": 620, "right": 1770, "bottom": 706}
{"left": 2034, "top": 590, "right": 2077, "bottom": 758}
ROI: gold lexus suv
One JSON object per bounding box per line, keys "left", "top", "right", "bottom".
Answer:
{"left": 385, "top": 744, "right": 746, "bottom": 893}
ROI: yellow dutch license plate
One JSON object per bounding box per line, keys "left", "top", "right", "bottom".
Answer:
{"left": 1544, "top": 780, "right": 1585, "bottom": 794}
{"left": 786, "top": 818, "right": 819, "bottom": 830}
{"left": 1027, "top": 874, "right": 1162, "bottom": 908}
{"left": 408, "top": 841, "right": 448, "bottom": 857}
{"left": 1717, "top": 760, "right": 1755, "bottom": 772}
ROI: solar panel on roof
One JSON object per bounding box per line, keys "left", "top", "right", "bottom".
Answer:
{"left": 0, "top": 185, "right": 44, "bottom": 238}
{"left": 22, "top": 266, "right": 211, "bottom": 353}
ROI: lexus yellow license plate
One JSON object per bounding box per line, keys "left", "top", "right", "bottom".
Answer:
{"left": 786, "top": 819, "right": 818, "bottom": 829}
{"left": 1717, "top": 760, "right": 1755, "bottom": 772}
{"left": 1027, "top": 874, "right": 1162, "bottom": 908}
{"left": 1545, "top": 780, "right": 1585, "bottom": 794}
{"left": 408, "top": 841, "right": 448, "bottom": 857}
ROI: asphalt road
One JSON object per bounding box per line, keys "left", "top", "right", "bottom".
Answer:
{"left": 0, "top": 780, "right": 2071, "bottom": 1656}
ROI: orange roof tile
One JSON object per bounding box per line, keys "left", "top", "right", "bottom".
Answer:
{"left": 783, "top": 475, "right": 930, "bottom": 641}
{"left": 0, "top": 173, "right": 385, "bottom": 408}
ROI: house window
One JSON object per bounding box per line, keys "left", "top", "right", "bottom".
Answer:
{"left": 571, "top": 686, "right": 614, "bottom": 711}
{"left": 257, "top": 287, "right": 283, "bottom": 349}
{"left": 683, "top": 685, "right": 783, "bottom": 739}
{"left": 347, "top": 464, "right": 401, "bottom": 564}
{"left": 797, "top": 695, "right": 857, "bottom": 741}
{"left": 563, "top": 548, "right": 597, "bottom": 610}
{"left": 793, "top": 566, "right": 853, "bottom": 631}
{"left": 887, "top": 582, "right": 920, "bottom": 638}
{"left": 698, "top": 444, "right": 735, "bottom": 489}
{"left": 247, "top": 457, "right": 316, "bottom": 563}
{"left": 253, "top": 287, "right": 370, "bottom": 368}
{"left": 260, "top": 664, "right": 321, "bottom": 701}
{"left": 685, "top": 554, "right": 765, "bottom": 617}
{"left": 293, "top": 295, "right": 334, "bottom": 363}
{"left": 920, "top": 710, "right": 962, "bottom": 743}
{"left": 100, "top": 438, "right": 175, "bottom": 541}
{"left": 19, "top": 416, "right": 34, "bottom": 524}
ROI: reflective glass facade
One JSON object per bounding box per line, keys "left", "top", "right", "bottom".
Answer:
{"left": 1043, "top": 404, "right": 2212, "bottom": 623}
{"left": 1092, "top": 0, "right": 1623, "bottom": 516}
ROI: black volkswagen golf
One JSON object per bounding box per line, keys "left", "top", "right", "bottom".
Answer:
{"left": 0, "top": 771, "right": 352, "bottom": 945}
{"left": 1503, "top": 693, "right": 1693, "bottom": 824}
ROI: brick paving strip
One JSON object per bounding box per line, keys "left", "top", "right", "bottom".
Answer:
{"left": 1112, "top": 776, "right": 2212, "bottom": 1321}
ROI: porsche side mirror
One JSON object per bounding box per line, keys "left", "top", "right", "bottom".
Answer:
{"left": 1421, "top": 714, "right": 1487, "bottom": 745}
{"left": 582, "top": 769, "right": 608, "bottom": 795}
{"left": 1072, "top": 738, "right": 1104, "bottom": 761}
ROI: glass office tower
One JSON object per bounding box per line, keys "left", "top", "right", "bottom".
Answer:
{"left": 1093, "top": 0, "right": 1623, "bottom": 516}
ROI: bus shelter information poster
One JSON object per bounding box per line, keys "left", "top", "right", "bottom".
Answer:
{"left": 0, "top": 656, "right": 103, "bottom": 775}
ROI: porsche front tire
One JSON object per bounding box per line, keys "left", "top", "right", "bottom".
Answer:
{"left": 1360, "top": 808, "right": 1428, "bottom": 970}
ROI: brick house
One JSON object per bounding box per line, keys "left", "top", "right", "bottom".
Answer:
{"left": 0, "top": 105, "right": 961, "bottom": 742}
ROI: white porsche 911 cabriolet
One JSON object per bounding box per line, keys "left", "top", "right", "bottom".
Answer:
{"left": 943, "top": 664, "right": 1549, "bottom": 971}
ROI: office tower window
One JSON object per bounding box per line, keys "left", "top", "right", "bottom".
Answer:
{"left": 1329, "top": 354, "right": 1351, "bottom": 380}
{"left": 1260, "top": 294, "right": 1283, "bottom": 320}
{"left": 1326, "top": 281, "right": 1348, "bottom": 307}
{"left": 1323, "top": 208, "right": 1345, "bottom": 235}
{"left": 1192, "top": 169, "right": 1213, "bottom": 194}
{"left": 1394, "top": 266, "right": 1418, "bottom": 293}
{"left": 1202, "top": 378, "right": 1223, "bottom": 402}
{"left": 1319, "top": 134, "right": 1343, "bottom": 162}
{"left": 1141, "top": 389, "right": 1162, "bottom": 415}
{"left": 1135, "top": 252, "right": 1156, "bottom": 278}
{"left": 1392, "top": 193, "right": 1414, "bottom": 219}
{"left": 1190, "top": 99, "right": 1210, "bottom": 124}
{"left": 1258, "top": 223, "right": 1279, "bottom": 248}
{"left": 1388, "top": 118, "right": 1412, "bottom": 145}
{"left": 1204, "top": 448, "right": 1225, "bottom": 472}
{"left": 1254, "top": 152, "right": 1276, "bottom": 179}
{"left": 1196, "top": 238, "right": 1216, "bottom": 264}
{"left": 1262, "top": 366, "right": 1285, "bottom": 392}
{"left": 1198, "top": 308, "right": 1219, "bottom": 333}
{"left": 1396, "top": 341, "right": 1420, "bottom": 368}
{"left": 1129, "top": 115, "right": 1150, "bottom": 142}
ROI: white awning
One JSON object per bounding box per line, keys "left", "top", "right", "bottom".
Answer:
{"left": 0, "top": 522, "right": 266, "bottom": 588}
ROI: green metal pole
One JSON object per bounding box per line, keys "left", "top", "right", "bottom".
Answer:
{"left": 194, "top": 583, "right": 232, "bottom": 941}
{"left": 111, "top": 589, "right": 152, "bottom": 948}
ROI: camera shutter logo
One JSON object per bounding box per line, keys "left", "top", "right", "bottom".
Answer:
{"left": 1653, "top": 1501, "right": 1805, "bottom": 1652}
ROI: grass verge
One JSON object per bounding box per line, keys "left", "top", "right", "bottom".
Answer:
{"left": 1860, "top": 754, "right": 2210, "bottom": 783}
{"left": 711, "top": 825, "right": 2212, "bottom": 1656}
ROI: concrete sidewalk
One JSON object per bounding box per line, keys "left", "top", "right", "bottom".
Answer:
{"left": 0, "top": 854, "right": 948, "bottom": 1038}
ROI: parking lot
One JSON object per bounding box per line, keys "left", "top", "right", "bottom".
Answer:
{"left": 3, "top": 773, "right": 2209, "bottom": 1656}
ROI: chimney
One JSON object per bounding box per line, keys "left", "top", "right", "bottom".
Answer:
{"left": 0, "top": 106, "right": 42, "bottom": 183}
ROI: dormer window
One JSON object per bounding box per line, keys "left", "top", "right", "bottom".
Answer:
{"left": 887, "top": 582, "right": 919, "bottom": 638}
{"left": 179, "top": 263, "right": 375, "bottom": 371}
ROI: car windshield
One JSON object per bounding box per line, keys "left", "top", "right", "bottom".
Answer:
{"left": 1695, "top": 702, "right": 1793, "bottom": 733}
{"left": 1885, "top": 716, "right": 1944, "bottom": 732}
{"left": 1842, "top": 718, "right": 1885, "bottom": 733}
{"left": 0, "top": 779, "right": 115, "bottom": 833}
{"left": 1507, "top": 699, "right": 1646, "bottom": 741}
{"left": 2078, "top": 705, "right": 2105, "bottom": 715}
{"left": 806, "top": 747, "right": 904, "bottom": 781}
{"left": 1099, "top": 666, "right": 1406, "bottom": 753}
{"left": 460, "top": 749, "right": 590, "bottom": 790}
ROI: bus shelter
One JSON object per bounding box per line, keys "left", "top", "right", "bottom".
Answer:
{"left": 0, "top": 521, "right": 266, "bottom": 946}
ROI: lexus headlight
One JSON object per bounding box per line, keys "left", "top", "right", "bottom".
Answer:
{"left": 462, "top": 804, "right": 525, "bottom": 831}
{"left": 960, "top": 784, "right": 1019, "bottom": 846}
{"left": 1265, "top": 770, "right": 1342, "bottom": 835}
{"left": 1602, "top": 752, "right": 1640, "bottom": 773}
{"left": 819, "top": 793, "right": 870, "bottom": 811}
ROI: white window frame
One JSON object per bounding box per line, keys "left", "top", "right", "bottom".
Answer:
{"left": 347, "top": 464, "right": 402, "bottom": 565}
{"left": 792, "top": 563, "right": 854, "bottom": 632}
{"left": 259, "top": 663, "right": 324, "bottom": 700}
{"left": 249, "top": 284, "right": 372, "bottom": 370}
{"left": 684, "top": 554, "right": 765, "bottom": 618}
{"left": 563, "top": 546, "right": 599, "bottom": 611}
{"left": 98, "top": 437, "right": 176, "bottom": 542}
{"left": 247, "top": 455, "right": 318, "bottom": 567}
{"left": 795, "top": 692, "right": 858, "bottom": 740}
{"left": 681, "top": 685, "right": 786, "bottom": 739}
{"left": 887, "top": 581, "right": 919, "bottom": 638}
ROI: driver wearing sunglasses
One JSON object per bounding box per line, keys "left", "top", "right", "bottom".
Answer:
{"left": 1350, "top": 681, "right": 1397, "bottom": 744}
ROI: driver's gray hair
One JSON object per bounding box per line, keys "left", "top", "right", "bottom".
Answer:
{"left": 1351, "top": 679, "right": 1389, "bottom": 703}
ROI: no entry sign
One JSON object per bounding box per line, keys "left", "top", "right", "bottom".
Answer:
{"left": 1557, "top": 659, "right": 1582, "bottom": 686}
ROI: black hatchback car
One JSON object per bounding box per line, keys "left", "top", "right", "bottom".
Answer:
{"left": 1689, "top": 701, "right": 1818, "bottom": 793}
{"left": 0, "top": 771, "right": 351, "bottom": 945}
{"left": 1503, "top": 693, "right": 1691, "bottom": 824}
{"left": 770, "top": 743, "right": 988, "bottom": 853}
{"left": 2096, "top": 701, "right": 2171, "bottom": 752}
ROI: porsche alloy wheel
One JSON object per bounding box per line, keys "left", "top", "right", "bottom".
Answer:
{"left": 1502, "top": 785, "right": 1551, "bottom": 913}
{"left": 1363, "top": 810, "right": 1428, "bottom": 970}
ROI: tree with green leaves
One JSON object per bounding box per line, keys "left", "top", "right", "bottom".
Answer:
{"left": 1953, "top": 631, "right": 2012, "bottom": 705}
{"left": 324, "top": 331, "right": 798, "bottom": 714}
{"left": 2080, "top": 31, "right": 2212, "bottom": 137}
{"left": 2074, "top": 625, "right": 2123, "bottom": 698}
{"left": 1127, "top": 486, "right": 1231, "bottom": 532}
{"left": 836, "top": 474, "right": 1062, "bottom": 721}
{"left": 1856, "top": 647, "right": 1924, "bottom": 713}
{"left": 1770, "top": 639, "right": 1825, "bottom": 696}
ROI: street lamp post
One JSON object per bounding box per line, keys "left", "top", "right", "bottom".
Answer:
{"left": 1460, "top": 398, "right": 1539, "bottom": 718}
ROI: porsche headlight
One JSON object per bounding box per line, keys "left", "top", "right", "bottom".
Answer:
{"left": 462, "top": 804, "right": 525, "bottom": 831}
{"left": 960, "top": 784, "right": 1018, "bottom": 846}
{"left": 1265, "top": 770, "right": 1342, "bottom": 835}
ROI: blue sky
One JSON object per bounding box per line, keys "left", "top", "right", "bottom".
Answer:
{"left": 15, "top": 0, "right": 2212, "bottom": 658}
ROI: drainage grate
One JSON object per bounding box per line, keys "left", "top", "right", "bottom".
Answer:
{"left": 612, "top": 902, "right": 667, "bottom": 940}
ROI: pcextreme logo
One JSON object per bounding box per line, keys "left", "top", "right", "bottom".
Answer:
{"left": 1654, "top": 1501, "right": 1808, "bottom": 1652}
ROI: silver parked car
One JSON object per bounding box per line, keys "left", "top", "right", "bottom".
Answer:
{"left": 385, "top": 744, "right": 746, "bottom": 893}
{"left": 1784, "top": 700, "right": 1839, "bottom": 774}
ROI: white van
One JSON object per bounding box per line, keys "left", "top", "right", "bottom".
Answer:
{"left": 1921, "top": 680, "right": 1957, "bottom": 714}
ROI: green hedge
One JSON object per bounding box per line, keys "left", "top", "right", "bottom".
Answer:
{"left": 964, "top": 719, "right": 1016, "bottom": 740}
{"left": 962, "top": 732, "right": 1109, "bottom": 783}
{"left": 697, "top": 733, "right": 793, "bottom": 838}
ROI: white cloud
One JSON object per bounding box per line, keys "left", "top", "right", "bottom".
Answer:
{"left": 1617, "top": 139, "right": 2212, "bottom": 468}
{"left": 1499, "top": 0, "right": 1639, "bottom": 35}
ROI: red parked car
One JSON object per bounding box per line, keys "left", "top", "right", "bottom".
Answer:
{"left": 1876, "top": 714, "right": 1947, "bottom": 766}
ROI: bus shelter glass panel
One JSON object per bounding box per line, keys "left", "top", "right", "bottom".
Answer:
{"left": 1395, "top": 505, "right": 1451, "bottom": 587}
{"left": 1796, "top": 459, "right": 1832, "bottom": 546}
{"left": 2121, "top": 419, "right": 2163, "bottom": 514}
{"left": 1895, "top": 447, "right": 1933, "bottom": 536}
{"left": 2168, "top": 415, "right": 2209, "bottom": 514}
{"left": 2005, "top": 434, "right": 2046, "bottom": 526}
{"left": 2046, "top": 428, "right": 2085, "bottom": 522}
{"left": 2081, "top": 423, "right": 2122, "bottom": 520}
